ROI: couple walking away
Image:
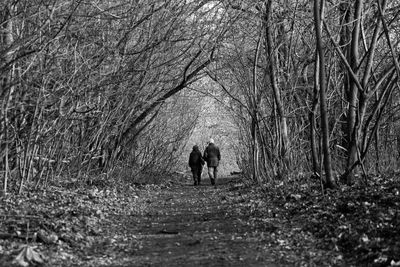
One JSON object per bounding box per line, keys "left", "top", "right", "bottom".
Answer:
{"left": 188, "top": 139, "right": 221, "bottom": 186}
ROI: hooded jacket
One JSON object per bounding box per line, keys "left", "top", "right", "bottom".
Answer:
{"left": 188, "top": 145, "right": 204, "bottom": 170}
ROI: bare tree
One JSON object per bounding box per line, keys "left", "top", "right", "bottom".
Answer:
{"left": 0, "top": 0, "right": 230, "bottom": 193}
{"left": 313, "top": 0, "right": 335, "bottom": 189}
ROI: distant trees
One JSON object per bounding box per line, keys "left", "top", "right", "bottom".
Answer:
{"left": 128, "top": 91, "right": 203, "bottom": 179}
{"left": 2, "top": 0, "right": 400, "bottom": 193}
{"left": 0, "top": 0, "right": 227, "bottom": 193}
{"left": 316, "top": 0, "right": 400, "bottom": 185}
{"left": 210, "top": 0, "right": 400, "bottom": 186}
{"left": 211, "top": 0, "right": 312, "bottom": 181}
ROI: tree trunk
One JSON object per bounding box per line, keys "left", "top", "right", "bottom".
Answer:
{"left": 264, "top": 0, "right": 290, "bottom": 175}
{"left": 338, "top": 1, "right": 351, "bottom": 164}
{"left": 1, "top": 5, "right": 13, "bottom": 195}
{"left": 345, "top": 0, "right": 363, "bottom": 185}
{"left": 314, "top": 0, "right": 335, "bottom": 189}
{"left": 310, "top": 51, "right": 320, "bottom": 178}
{"left": 251, "top": 30, "right": 262, "bottom": 183}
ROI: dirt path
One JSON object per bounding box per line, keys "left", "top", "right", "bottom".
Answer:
{"left": 1, "top": 175, "right": 344, "bottom": 267}
{"left": 91, "top": 176, "right": 281, "bottom": 267}
{"left": 3, "top": 174, "right": 398, "bottom": 266}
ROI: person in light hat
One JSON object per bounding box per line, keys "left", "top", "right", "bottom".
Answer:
{"left": 203, "top": 138, "right": 221, "bottom": 186}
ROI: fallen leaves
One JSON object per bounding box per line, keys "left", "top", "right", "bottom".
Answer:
{"left": 37, "top": 230, "right": 58, "bottom": 245}
{"left": 12, "top": 245, "right": 46, "bottom": 267}
{"left": 229, "top": 174, "right": 400, "bottom": 266}
{"left": 274, "top": 177, "right": 400, "bottom": 266}
{"left": 1, "top": 174, "right": 399, "bottom": 266}
{"left": 0, "top": 182, "right": 153, "bottom": 266}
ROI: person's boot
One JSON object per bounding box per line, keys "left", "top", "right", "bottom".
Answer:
{"left": 210, "top": 178, "right": 215, "bottom": 185}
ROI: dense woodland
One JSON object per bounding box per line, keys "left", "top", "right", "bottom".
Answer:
{"left": 1, "top": 0, "right": 400, "bottom": 191}
{"left": 2, "top": 1, "right": 400, "bottom": 266}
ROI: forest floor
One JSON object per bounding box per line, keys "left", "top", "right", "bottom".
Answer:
{"left": 0, "top": 173, "right": 399, "bottom": 266}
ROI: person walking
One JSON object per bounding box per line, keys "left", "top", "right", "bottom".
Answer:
{"left": 203, "top": 139, "right": 221, "bottom": 186}
{"left": 188, "top": 145, "right": 205, "bottom": 186}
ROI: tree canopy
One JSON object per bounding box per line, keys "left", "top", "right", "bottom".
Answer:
{"left": 2, "top": 0, "right": 400, "bottom": 193}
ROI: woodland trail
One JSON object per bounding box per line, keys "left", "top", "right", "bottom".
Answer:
{"left": 103, "top": 176, "right": 281, "bottom": 267}
{"left": 1, "top": 175, "right": 349, "bottom": 267}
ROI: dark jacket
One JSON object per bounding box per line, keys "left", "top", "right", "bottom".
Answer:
{"left": 189, "top": 146, "right": 204, "bottom": 170}
{"left": 203, "top": 143, "right": 221, "bottom": 167}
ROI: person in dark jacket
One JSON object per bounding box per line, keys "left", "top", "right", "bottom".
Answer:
{"left": 188, "top": 145, "right": 205, "bottom": 186}
{"left": 203, "top": 139, "right": 221, "bottom": 186}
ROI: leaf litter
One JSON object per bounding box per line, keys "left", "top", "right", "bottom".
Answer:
{"left": 0, "top": 174, "right": 398, "bottom": 266}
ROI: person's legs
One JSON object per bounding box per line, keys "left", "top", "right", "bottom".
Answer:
{"left": 197, "top": 167, "right": 202, "bottom": 185}
{"left": 192, "top": 169, "right": 198, "bottom": 185}
{"left": 213, "top": 167, "right": 218, "bottom": 185}
{"left": 208, "top": 167, "right": 215, "bottom": 185}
